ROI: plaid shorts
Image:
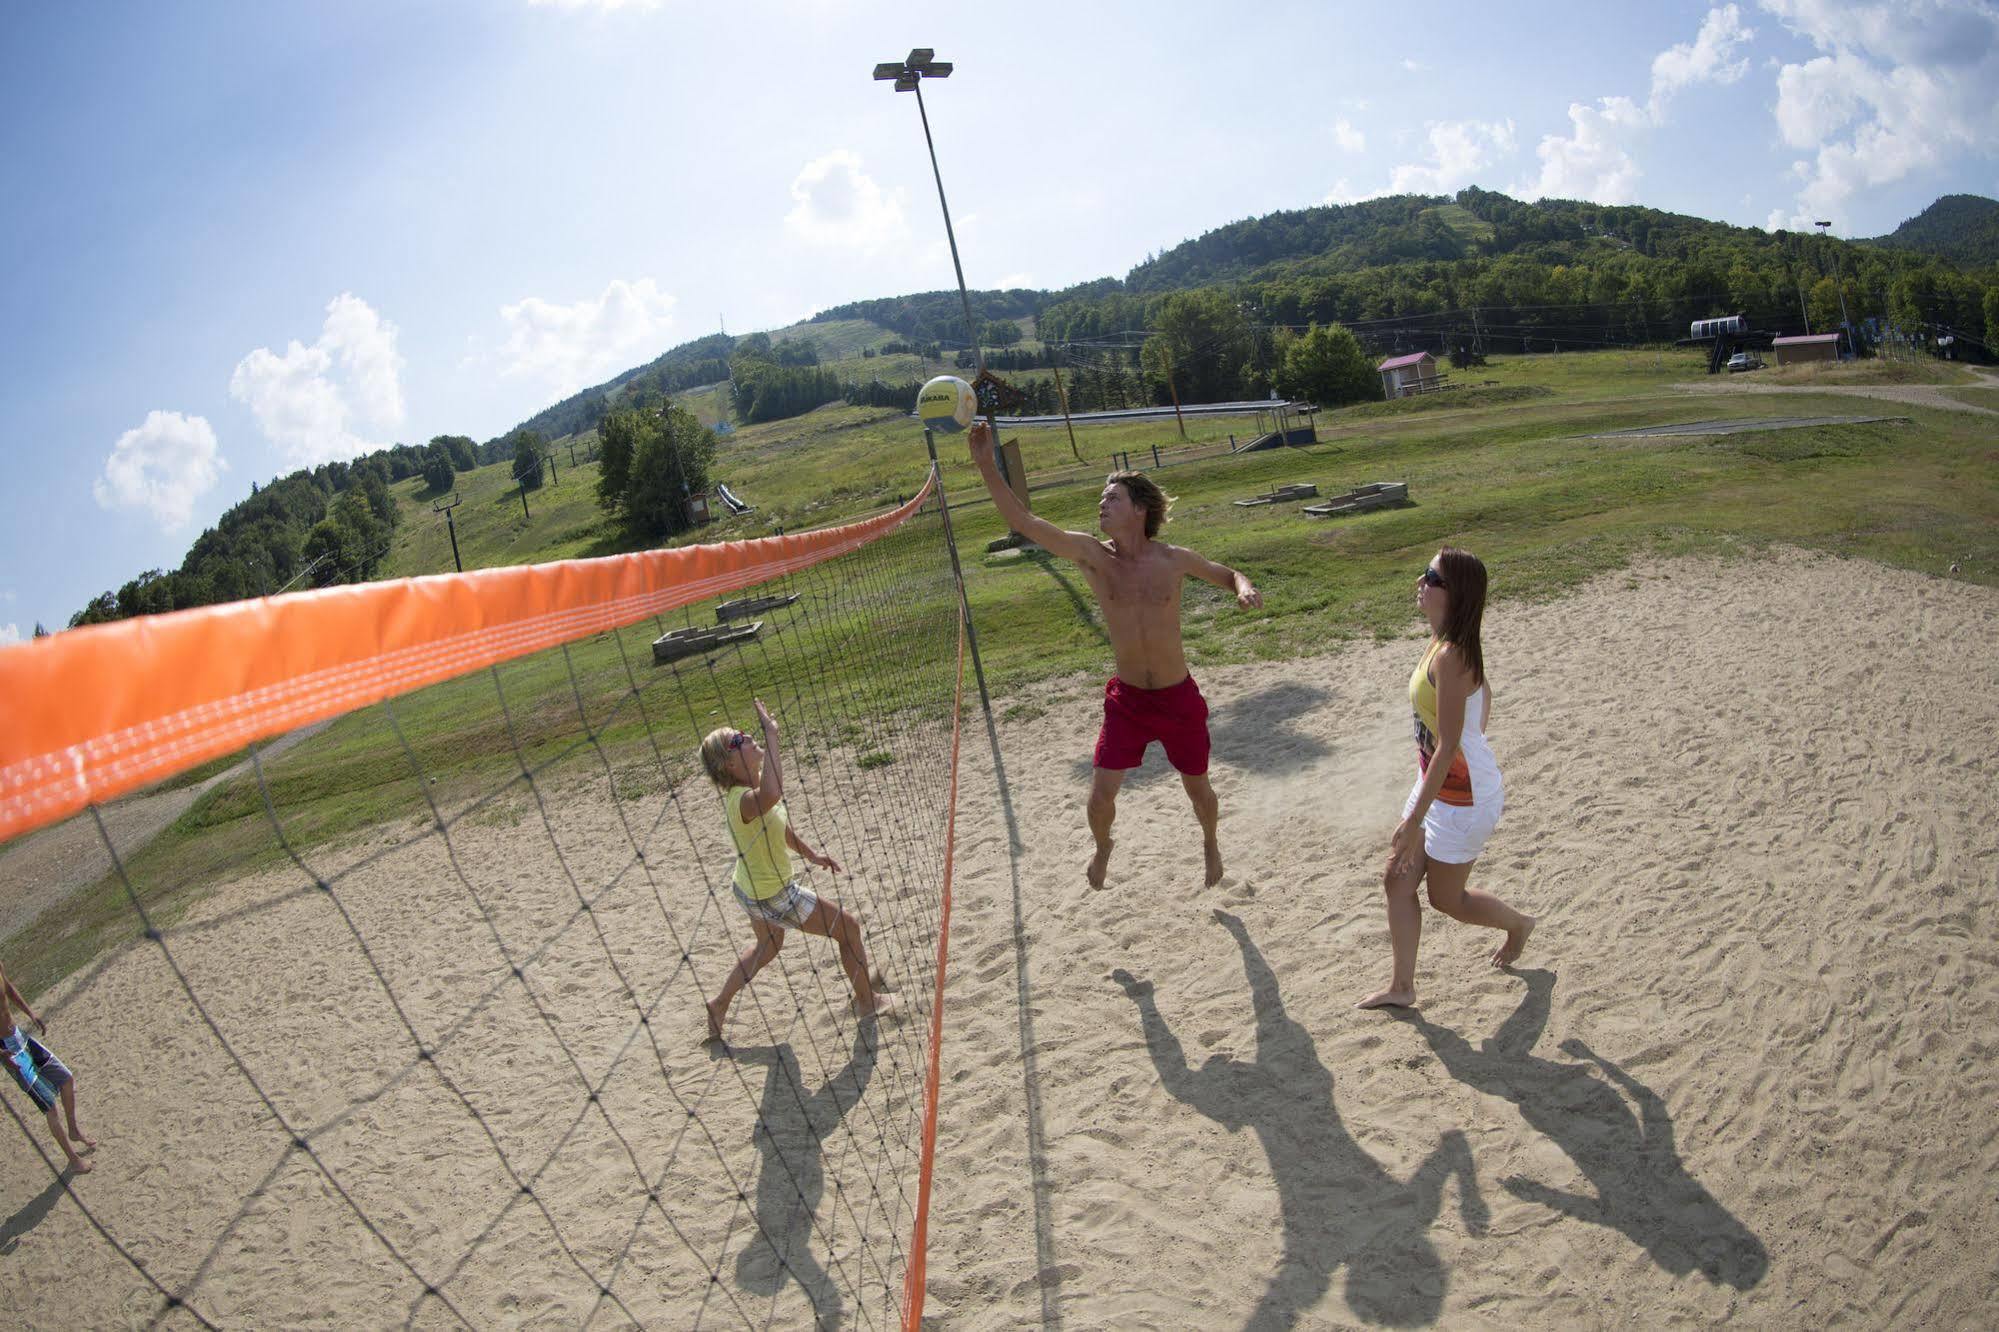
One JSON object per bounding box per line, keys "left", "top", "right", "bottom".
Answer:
{"left": 733, "top": 879, "right": 819, "bottom": 930}
{"left": 4, "top": 1025, "right": 72, "bottom": 1114}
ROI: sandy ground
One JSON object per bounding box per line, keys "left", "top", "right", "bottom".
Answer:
{"left": 2, "top": 549, "right": 1995, "bottom": 1328}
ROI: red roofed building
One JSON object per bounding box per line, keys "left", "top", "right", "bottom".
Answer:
{"left": 1377, "top": 351, "right": 1440, "bottom": 399}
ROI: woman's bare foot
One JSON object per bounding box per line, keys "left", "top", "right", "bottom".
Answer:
{"left": 1203, "top": 840, "right": 1224, "bottom": 888}
{"left": 71, "top": 1130, "right": 97, "bottom": 1152}
{"left": 1086, "top": 840, "right": 1114, "bottom": 890}
{"left": 67, "top": 1155, "right": 93, "bottom": 1174}
{"left": 1492, "top": 917, "right": 1535, "bottom": 968}
{"left": 703, "top": 1000, "right": 726, "bottom": 1044}
{"left": 855, "top": 993, "right": 901, "bottom": 1021}
{"left": 1356, "top": 986, "right": 1417, "bottom": 1010}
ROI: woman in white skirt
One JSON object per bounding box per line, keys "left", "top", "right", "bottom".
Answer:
{"left": 1359, "top": 547, "right": 1534, "bottom": 1009}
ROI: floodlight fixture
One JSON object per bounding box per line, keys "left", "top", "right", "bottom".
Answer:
{"left": 894, "top": 73, "right": 918, "bottom": 92}
{"left": 906, "top": 47, "right": 935, "bottom": 69}
{"left": 873, "top": 62, "right": 904, "bottom": 81}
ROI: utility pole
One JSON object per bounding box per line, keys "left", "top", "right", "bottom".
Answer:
{"left": 433, "top": 491, "right": 464, "bottom": 573}
{"left": 1049, "top": 351, "right": 1083, "bottom": 462}
{"left": 1815, "top": 221, "right": 1853, "bottom": 353}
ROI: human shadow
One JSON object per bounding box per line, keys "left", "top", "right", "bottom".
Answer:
{"left": 1399, "top": 970, "right": 1768, "bottom": 1289}
{"left": 732, "top": 1021, "right": 881, "bottom": 1327}
{"left": 980, "top": 698, "right": 1066, "bottom": 1327}
{"left": 1069, "top": 680, "right": 1332, "bottom": 789}
{"left": 1114, "top": 911, "right": 1485, "bottom": 1329}
{"left": 0, "top": 1171, "right": 68, "bottom": 1256}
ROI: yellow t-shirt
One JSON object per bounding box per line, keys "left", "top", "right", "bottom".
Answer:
{"left": 724, "top": 791, "right": 791, "bottom": 899}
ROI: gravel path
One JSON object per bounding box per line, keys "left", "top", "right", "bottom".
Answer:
{"left": 0, "top": 723, "right": 328, "bottom": 943}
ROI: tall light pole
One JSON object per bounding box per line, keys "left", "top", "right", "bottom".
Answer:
{"left": 874, "top": 48, "right": 998, "bottom": 718}
{"left": 1815, "top": 220, "right": 1853, "bottom": 352}
{"left": 874, "top": 50, "right": 982, "bottom": 382}
{"left": 873, "top": 49, "right": 1014, "bottom": 489}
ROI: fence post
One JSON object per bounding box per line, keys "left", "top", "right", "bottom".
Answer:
{"left": 1151, "top": 444, "right": 1161, "bottom": 469}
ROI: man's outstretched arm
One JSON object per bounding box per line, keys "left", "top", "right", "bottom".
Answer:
{"left": 966, "top": 422, "right": 1100, "bottom": 562}
{"left": 1178, "top": 546, "right": 1262, "bottom": 609}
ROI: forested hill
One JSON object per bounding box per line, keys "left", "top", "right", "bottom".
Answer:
{"left": 500, "top": 186, "right": 1995, "bottom": 448}
{"left": 1865, "top": 194, "right": 1999, "bottom": 268}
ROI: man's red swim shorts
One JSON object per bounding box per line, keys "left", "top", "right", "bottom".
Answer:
{"left": 1093, "top": 675, "right": 1211, "bottom": 775}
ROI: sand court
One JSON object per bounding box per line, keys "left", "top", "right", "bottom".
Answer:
{"left": 2, "top": 547, "right": 1995, "bottom": 1327}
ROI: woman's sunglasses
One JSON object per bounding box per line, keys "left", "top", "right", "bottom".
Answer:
{"left": 1420, "top": 566, "right": 1446, "bottom": 589}
{"left": 725, "top": 732, "right": 752, "bottom": 752}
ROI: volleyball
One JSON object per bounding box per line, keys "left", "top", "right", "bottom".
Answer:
{"left": 916, "top": 375, "right": 978, "bottom": 433}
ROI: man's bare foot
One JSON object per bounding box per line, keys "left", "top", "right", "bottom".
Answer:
{"left": 71, "top": 1131, "right": 97, "bottom": 1152}
{"left": 1203, "top": 840, "right": 1223, "bottom": 888}
{"left": 703, "top": 1000, "right": 725, "bottom": 1044}
{"left": 1492, "top": 916, "right": 1535, "bottom": 968}
{"left": 855, "top": 993, "right": 900, "bottom": 1021}
{"left": 1356, "top": 987, "right": 1417, "bottom": 1010}
{"left": 67, "top": 1155, "right": 92, "bottom": 1174}
{"left": 1086, "top": 840, "right": 1113, "bottom": 890}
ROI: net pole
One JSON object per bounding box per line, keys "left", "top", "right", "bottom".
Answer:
{"left": 900, "top": 578, "right": 966, "bottom": 1331}
{"left": 921, "top": 436, "right": 992, "bottom": 716}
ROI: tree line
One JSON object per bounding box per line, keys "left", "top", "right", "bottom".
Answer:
{"left": 64, "top": 437, "right": 483, "bottom": 627}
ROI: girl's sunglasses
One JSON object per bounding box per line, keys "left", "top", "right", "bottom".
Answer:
{"left": 1420, "top": 566, "right": 1446, "bottom": 589}
{"left": 725, "top": 732, "right": 753, "bottom": 751}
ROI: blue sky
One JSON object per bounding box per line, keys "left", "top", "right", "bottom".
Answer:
{"left": 3, "top": 0, "right": 1995, "bottom": 638}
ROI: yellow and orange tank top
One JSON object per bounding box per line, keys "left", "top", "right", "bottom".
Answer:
{"left": 1409, "top": 640, "right": 1498, "bottom": 808}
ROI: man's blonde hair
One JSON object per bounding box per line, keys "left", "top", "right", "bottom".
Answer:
{"left": 1107, "top": 470, "right": 1172, "bottom": 538}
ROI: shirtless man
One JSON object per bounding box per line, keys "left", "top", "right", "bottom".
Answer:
{"left": 968, "top": 421, "right": 1261, "bottom": 888}
{"left": 1, "top": 959, "right": 96, "bottom": 1174}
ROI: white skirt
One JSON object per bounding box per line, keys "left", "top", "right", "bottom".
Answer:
{"left": 1403, "top": 779, "right": 1503, "bottom": 865}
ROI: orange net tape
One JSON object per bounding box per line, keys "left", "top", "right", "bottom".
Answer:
{"left": 0, "top": 480, "right": 933, "bottom": 844}
{"left": 901, "top": 589, "right": 965, "bottom": 1330}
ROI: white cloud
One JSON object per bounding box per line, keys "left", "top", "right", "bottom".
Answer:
{"left": 1332, "top": 118, "right": 1367, "bottom": 152}
{"left": 1323, "top": 178, "right": 1362, "bottom": 205}
{"left": 1384, "top": 119, "right": 1516, "bottom": 194}
{"left": 499, "top": 277, "right": 676, "bottom": 397}
{"left": 1761, "top": 0, "right": 1999, "bottom": 228}
{"left": 93, "top": 410, "right": 227, "bottom": 532}
{"left": 1520, "top": 96, "right": 1648, "bottom": 203}
{"left": 994, "top": 271, "right": 1035, "bottom": 289}
{"left": 0, "top": 624, "right": 18, "bottom": 645}
{"left": 1401, "top": 59, "right": 1427, "bottom": 72}
{"left": 229, "top": 294, "right": 406, "bottom": 466}
{"left": 1520, "top": 7, "right": 1759, "bottom": 204}
{"left": 1650, "top": 4, "right": 1755, "bottom": 117}
{"left": 784, "top": 150, "right": 908, "bottom": 251}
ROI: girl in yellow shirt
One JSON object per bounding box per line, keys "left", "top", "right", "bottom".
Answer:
{"left": 700, "top": 699, "right": 896, "bottom": 1042}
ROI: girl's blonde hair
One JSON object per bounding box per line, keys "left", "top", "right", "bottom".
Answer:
{"left": 700, "top": 728, "right": 744, "bottom": 789}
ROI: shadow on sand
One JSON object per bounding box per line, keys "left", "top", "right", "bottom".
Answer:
{"left": 731, "top": 1021, "right": 883, "bottom": 1327}
{"left": 0, "top": 1171, "right": 69, "bottom": 1256}
{"left": 1115, "top": 910, "right": 1485, "bottom": 1329}
{"left": 1397, "top": 969, "right": 1768, "bottom": 1290}
{"left": 1069, "top": 680, "right": 1333, "bottom": 790}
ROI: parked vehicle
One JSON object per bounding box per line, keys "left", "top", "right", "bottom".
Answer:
{"left": 1725, "top": 352, "right": 1765, "bottom": 373}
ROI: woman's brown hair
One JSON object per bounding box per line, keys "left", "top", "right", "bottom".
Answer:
{"left": 1436, "top": 547, "right": 1488, "bottom": 687}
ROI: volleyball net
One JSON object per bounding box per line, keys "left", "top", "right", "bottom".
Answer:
{"left": 0, "top": 473, "right": 965, "bottom": 1329}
